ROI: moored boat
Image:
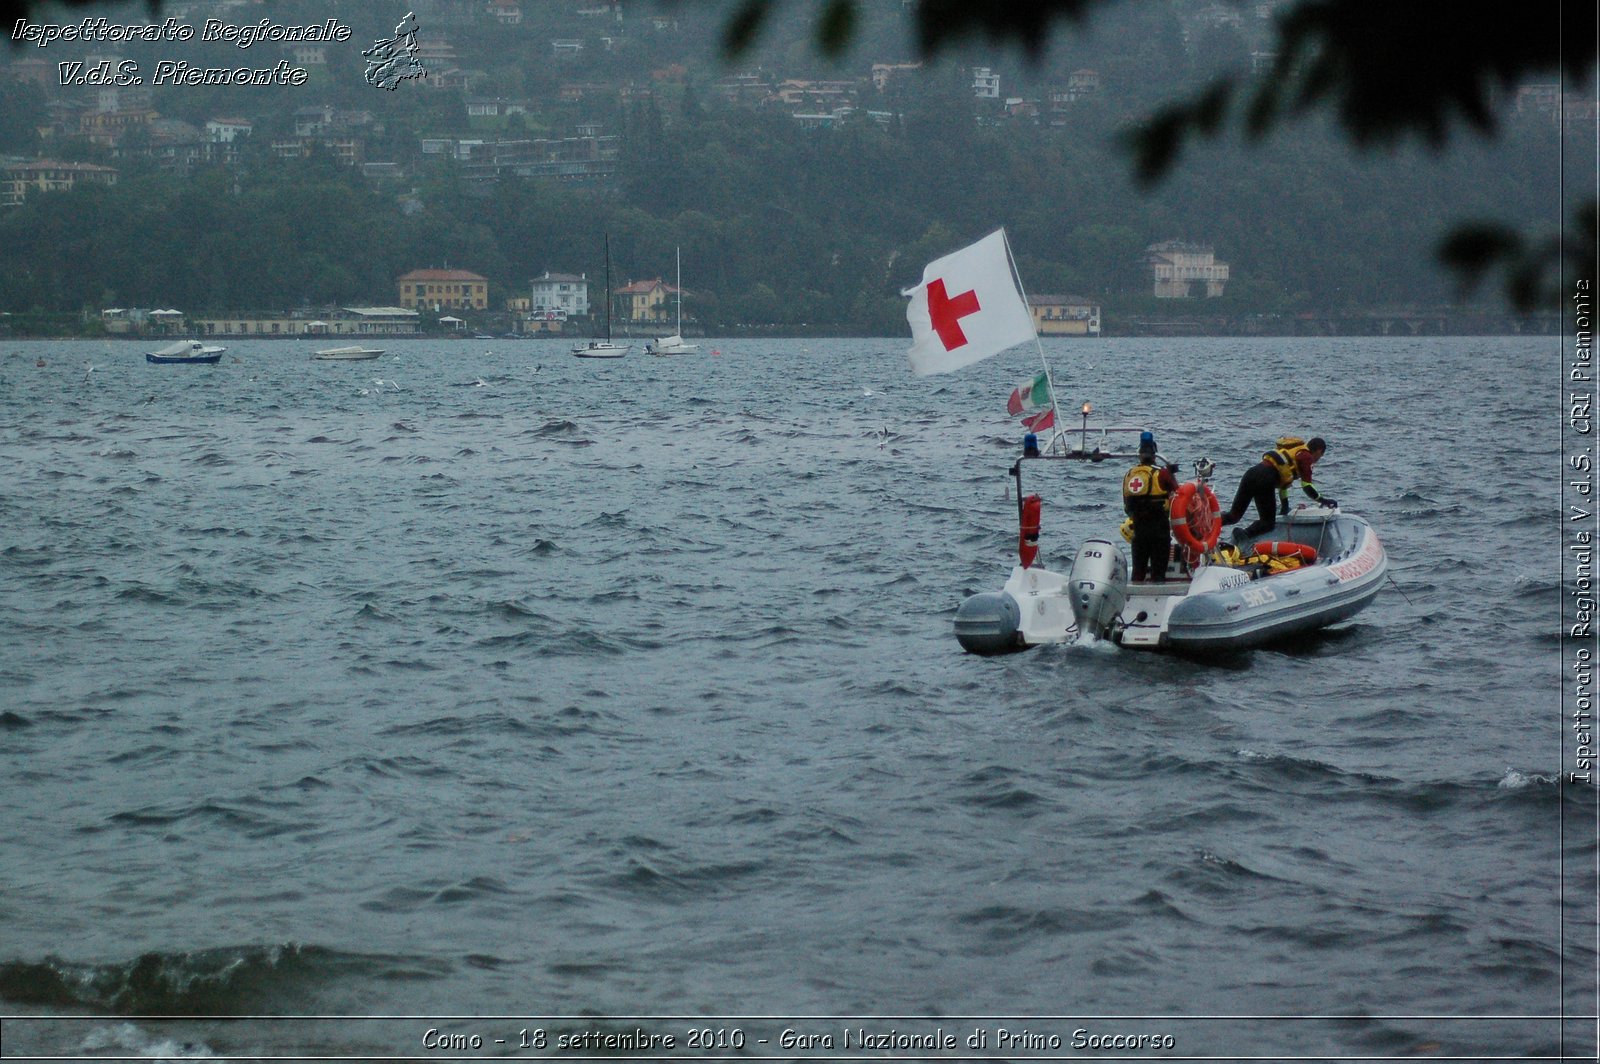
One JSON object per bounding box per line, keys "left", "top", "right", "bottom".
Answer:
{"left": 314, "top": 345, "right": 384, "bottom": 360}
{"left": 644, "top": 333, "right": 697, "bottom": 356}
{"left": 571, "top": 340, "right": 630, "bottom": 358}
{"left": 645, "top": 247, "right": 698, "bottom": 355}
{"left": 572, "top": 235, "right": 631, "bottom": 359}
{"left": 146, "top": 340, "right": 225, "bottom": 364}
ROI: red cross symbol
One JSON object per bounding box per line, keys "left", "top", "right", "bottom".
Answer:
{"left": 927, "top": 278, "right": 981, "bottom": 351}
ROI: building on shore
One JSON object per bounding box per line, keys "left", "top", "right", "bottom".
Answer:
{"left": 1028, "top": 294, "right": 1101, "bottom": 336}
{"left": 398, "top": 269, "right": 490, "bottom": 311}
{"left": 98, "top": 307, "right": 187, "bottom": 335}
{"left": 530, "top": 271, "right": 589, "bottom": 318}
{"left": 616, "top": 277, "right": 680, "bottom": 325}
{"left": 192, "top": 307, "right": 420, "bottom": 337}
{"left": 3, "top": 159, "right": 119, "bottom": 208}
{"left": 1143, "top": 240, "right": 1230, "bottom": 298}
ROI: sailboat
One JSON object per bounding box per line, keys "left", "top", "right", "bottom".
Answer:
{"left": 571, "top": 235, "right": 631, "bottom": 359}
{"left": 645, "top": 246, "right": 698, "bottom": 355}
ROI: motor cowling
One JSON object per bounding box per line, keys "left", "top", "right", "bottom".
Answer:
{"left": 1067, "top": 538, "right": 1129, "bottom": 641}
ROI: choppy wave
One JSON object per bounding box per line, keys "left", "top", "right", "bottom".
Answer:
{"left": 0, "top": 944, "right": 441, "bottom": 1014}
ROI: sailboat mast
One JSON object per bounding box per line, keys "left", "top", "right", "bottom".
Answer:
{"left": 604, "top": 236, "right": 613, "bottom": 342}
{"left": 675, "top": 246, "right": 682, "bottom": 335}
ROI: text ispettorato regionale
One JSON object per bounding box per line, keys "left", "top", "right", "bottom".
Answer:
{"left": 10, "top": 17, "right": 353, "bottom": 49}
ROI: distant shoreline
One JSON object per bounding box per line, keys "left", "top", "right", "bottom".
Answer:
{"left": 0, "top": 305, "right": 1567, "bottom": 342}
{"left": 2, "top": 323, "right": 1566, "bottom": 342}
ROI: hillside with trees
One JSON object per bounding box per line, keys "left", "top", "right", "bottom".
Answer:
{"left": 0, "top": 0, "right": 1574, "bottom": 333}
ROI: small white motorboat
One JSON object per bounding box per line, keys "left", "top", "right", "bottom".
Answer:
{"left": 954, "top": 465, "right": 1387, "bottom": 656}
{"left": 314, "top": 345, "right": 384, "bottom": 360}
{"left": 146, "top": 340, "right": 225, "bottom": 364}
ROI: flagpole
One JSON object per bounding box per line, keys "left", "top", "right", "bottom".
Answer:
{"left": 1000, "top": 229, "right": 1063, "bottom": 455}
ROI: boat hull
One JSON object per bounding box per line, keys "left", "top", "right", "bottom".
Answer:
{"left": 1163, "top": 516, "right": 1386, "bottom": 652}
{"left": 571, "top": 342, "right": 629, "bottom": 358}
{"left": 646, "top": 334, "right": 698, "bottom": 355}
{"left": 146, "top": 352, "right": 221, "bottom": 364}
{"left": 314, "top": 347, "right": 384, "bottom": 360}
{"left": 953, "top": 591, "right": 1025, "bottom": 655}
{"left": 147, "top": 341, "right": 225, "bottom": 364}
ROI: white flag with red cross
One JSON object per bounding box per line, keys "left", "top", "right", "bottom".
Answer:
{"left": 904, "top": 228, "right": 1037, "bottom": 376}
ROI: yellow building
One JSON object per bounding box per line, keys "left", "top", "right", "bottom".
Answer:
{"left": 1028, "top": 294, "right": 1101, "bottom": 336}
{"left": 398, "top": 269, "right": 489, "bottom": 311}
{"left": 615, "top": 278, "right": 678, "bottom": 324}
{"left": 78, "top": 109, "right": 157, "bottom": 148}
{"left": 2, "top": 159, "right": 118, "bottom": 207}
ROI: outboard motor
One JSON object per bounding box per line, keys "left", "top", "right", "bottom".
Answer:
{"left": 1067, "top": 538, "right": 1129, "bottom": 642}
{"left": 954, "top": 591, "right": 1024, "bottom": 655}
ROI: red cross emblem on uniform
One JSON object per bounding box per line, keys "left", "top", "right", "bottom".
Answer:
{"left": 1126, "top": 474, "right": 1147, "bottom": 494}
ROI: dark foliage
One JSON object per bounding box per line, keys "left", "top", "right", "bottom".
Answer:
{"left": 724, "top": 0, "right": 1598, "bottom": 310}
{"left": 2, "top": 0, "right": 1591, "bottom": 316}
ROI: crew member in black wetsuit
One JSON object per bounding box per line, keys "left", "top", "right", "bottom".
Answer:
{"left": 1122, "top": 432, "right": 1179, "bottom": 582}
{"left": 1221, "top": 436, "right": 1333, "bottom": 544}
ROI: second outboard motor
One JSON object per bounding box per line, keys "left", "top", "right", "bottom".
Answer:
{"left": 1067, "top": 538, "right": 1129, "bottom": 642}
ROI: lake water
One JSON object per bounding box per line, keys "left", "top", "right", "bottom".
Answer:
{"left": 0, "top": 335, "right": 1593, "bottom": 1060}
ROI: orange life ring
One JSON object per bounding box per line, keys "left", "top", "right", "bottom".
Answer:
{"left": 1251, "top": 540, "right": 1318, "bottom": 563}
{"left": 1169, "top": 481, "right": 1221, "bottom": 553}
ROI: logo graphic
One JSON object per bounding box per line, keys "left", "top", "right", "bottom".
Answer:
{"left": 363, "top": 11, "right": 426, "bottom": 90}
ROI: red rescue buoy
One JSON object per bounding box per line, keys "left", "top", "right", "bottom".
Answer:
{"left": 1169, "top": 481, "right": 1221, "bottom": 553}
{"left": 1250, "top": 540, "right": 1318, "bottom": 563}
{"left": 1018, "top": 493, "right": 1042, "bottom": 569}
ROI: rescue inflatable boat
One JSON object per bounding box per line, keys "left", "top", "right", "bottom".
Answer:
{"left": 954, "top": 484, "right": 1387, "bottom": 656}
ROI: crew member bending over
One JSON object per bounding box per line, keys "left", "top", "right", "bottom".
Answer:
{"left": 1221, "top": 436, "right": 1334, "bottom": 544}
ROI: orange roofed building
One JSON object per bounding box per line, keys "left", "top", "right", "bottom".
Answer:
{"left": 398, "top": 269, "right": 489, "bottom": 311}
{"left": 616, "top": 277, "right": 682, "bottom": 324}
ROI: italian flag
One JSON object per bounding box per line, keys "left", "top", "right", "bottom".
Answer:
{"left": 1022, "top": 407, "right": 1056, "bottom": 432}
{"left": 1007, "top": 371, "right": 1051, "bottom": 416}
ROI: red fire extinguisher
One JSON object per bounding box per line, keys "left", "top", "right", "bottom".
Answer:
{"left": 1018, "top": 493, "right": 1042, "bottom": 569}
